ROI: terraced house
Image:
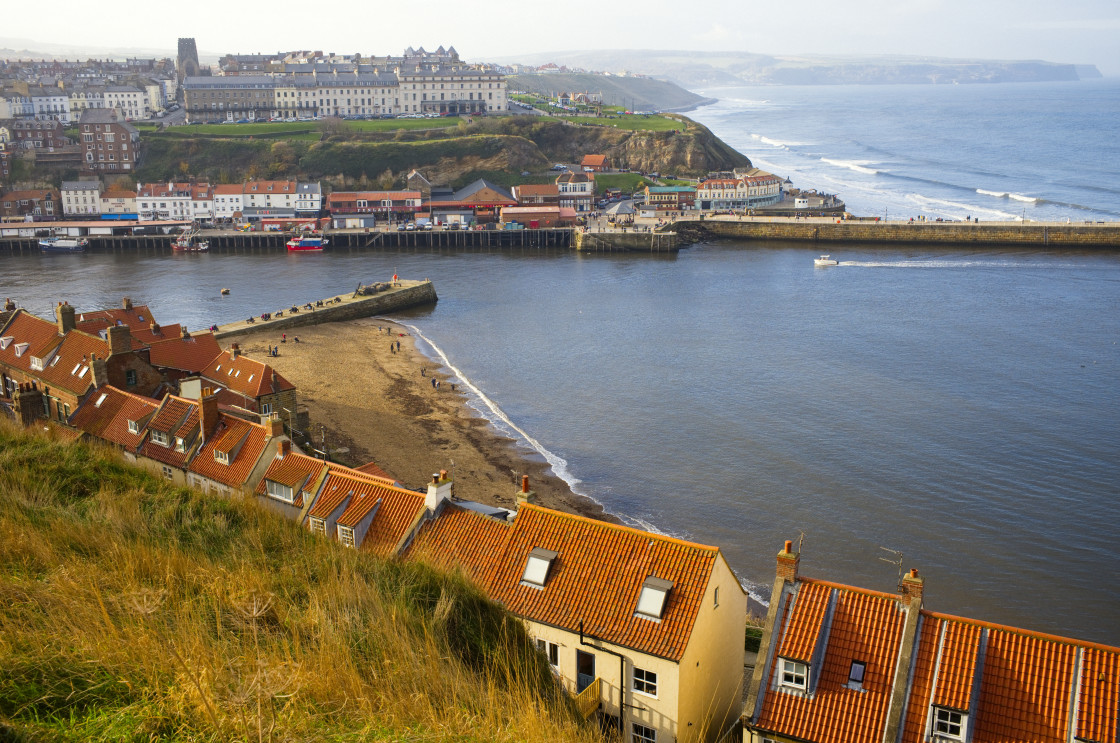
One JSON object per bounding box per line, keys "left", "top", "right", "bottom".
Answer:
{"left": 406, "top": 482, "right": 748, "bottom": 743}
{"left": 741, "top": 542, "right": 1120, "bottom": 743}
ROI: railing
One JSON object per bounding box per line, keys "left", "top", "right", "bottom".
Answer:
{"left": 573, "top": 676, "right": 602, "bottom": 719}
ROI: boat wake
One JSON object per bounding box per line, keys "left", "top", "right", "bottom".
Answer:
{"left": 838, "top": 260, "right": 1069, "bottom": 269}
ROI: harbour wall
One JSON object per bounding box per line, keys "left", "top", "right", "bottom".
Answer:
{"left": 673, "top": 219, "right": 1120, "bottom": 248}
{"left": 213, "top": 280, "right": 438, "bottom": 340}
{"left": 574, "top": 230, "right": 678, "bottom": 252}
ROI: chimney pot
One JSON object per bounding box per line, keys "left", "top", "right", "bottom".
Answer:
{"left": 439, "top": 469, "right": 448, "bottom": 480}
{"left": 784, "top": 539, "right": 793, "bottom": 553}
{"left": 122, "top": 296, "right": 132, "bottom": 310}
{"left": 522, "top": 475, "right": 530, "bottom": 493}
{"left": 278, "top": 438, "right": 291, "bottom": 457}
{"left": 432, "top": 473, "right": 440, "bottom": 485}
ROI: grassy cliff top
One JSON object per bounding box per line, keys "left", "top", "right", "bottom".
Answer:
{"left": 0, "top": 422, "right": 596, "bottom": 743}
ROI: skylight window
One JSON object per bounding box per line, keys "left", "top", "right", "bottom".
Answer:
{"left": 521, "top": 547, "right": 558, "bottom": 587}
{"left": 95, "top": 393, "right": 107, "bottom": 407}
{"left": 847, "top": 660, "right": 866, "bottom": 691}
{"left": 635, "top": 576, "right": 673, "bottom": 620}
{"left": 78, "top": 366, "right": 88, "bottom": 378}
{"left": 0, "top": 336, "right": 11, "bottom": 350}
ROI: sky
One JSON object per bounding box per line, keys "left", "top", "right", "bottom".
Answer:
{"left": 5, "top": 0, "right": 1119, "bottom": 75}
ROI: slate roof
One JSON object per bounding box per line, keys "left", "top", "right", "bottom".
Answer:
{"left": 407, "top": 502, "right": 719, "bottom": 662}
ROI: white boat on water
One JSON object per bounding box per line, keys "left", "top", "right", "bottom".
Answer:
{"left": 39, "top": 235, "right": 89, "bottom": 253}
{"left": 814, "top": 254, "right": 839, "bottom": 267}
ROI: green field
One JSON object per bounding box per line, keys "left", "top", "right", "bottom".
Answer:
{"left": 594, "top": 173, "right": 655, "bottom": 192}
{"left": 563, "top": 115, "right": 682, "bottom": 131}
{"left": 174, "top": 118, "right": 460, "bottom": 137}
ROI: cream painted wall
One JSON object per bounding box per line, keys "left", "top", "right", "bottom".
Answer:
{"left": 678, "top": 554, "right": 749, "bottom": 743}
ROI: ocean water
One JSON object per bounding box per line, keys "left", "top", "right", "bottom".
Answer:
{"left": 688, "top": 79, "right": 1120, "bottom": 223}
{"left": 6, "top": 241, "right": 1119, "bottom": 645}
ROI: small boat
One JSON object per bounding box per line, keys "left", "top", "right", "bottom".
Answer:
{"left": 39, "top": 235, "right": 89, "bottom": 253}
{"left": 814, "top": 254, "right": 839, "bottom": 267}
{"left": 173, "top": 230, "right": 209, "bottom": 252}
{"left": 221, "top": 288, "right": 230, "bottom": 295}
{"left": 287, "top": 233, "right": 328, "bottom": 252}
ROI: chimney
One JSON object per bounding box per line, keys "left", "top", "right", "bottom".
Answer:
{"left": 899, "top": 568, "right": 925, "bottom": 607}
{"left": 180, "top": 326, "right": 191, "bottom": 339}
{"left": 277, "top": 437, "right": 291, "bottom": 458}
{"left": 107, "top": 324, "right": 132, "bottom": 356}
{"left": 4, "top": 298, "right": 15, "bottom": 311}
{"left": 425, "top": 470, "right": 453, "bottom": 512}
{"left": 150, "top": 322, "right": 161, "bottom": 336}
{"left": 265, "top": 415, "right": 284, "bottom": 437}
{"left": 516, "top": 474, "right": 535, "bottom": 508}
{"left": 55, "top": 301, "right": 76, "bottom": 334}
{"left": 199, "top": 392, "right": 220, "bottom": 441}
{"left": 13, "top": 383, "right": 44, "bottom": 426}
{"left": 776, "top": 539, "right": 800, "bottom": 583}
{"left": 121, "top": 296, "right": 133, "bottom": 310}
{"left": 89, "top": 353, "right": 108, "bottom": 388}
{"left": 231, "top": 343, "right": 241, "bottom": 358}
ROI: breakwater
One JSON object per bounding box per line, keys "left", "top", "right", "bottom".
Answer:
{"left": 674, "top": 219, "right": 1120, "bottom": 248}
{"left": 212, "top": 279, "right": 438, "bottom": 340}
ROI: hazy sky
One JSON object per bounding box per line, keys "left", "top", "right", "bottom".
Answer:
{"left": 7, "top": 0, "right": 1119, "bottom": 75}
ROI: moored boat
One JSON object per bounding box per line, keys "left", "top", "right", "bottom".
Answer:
{"left": 38, "top": 235, "right": 89, "bottom": 253}
{"left": 287, "top": 233, "right": 328, "bottom": 252}
{"left": 173, "top": 230, "right": 209, "bottom": 252}
{"left": 814, "top": 254, "right": 839, "bottom": 267}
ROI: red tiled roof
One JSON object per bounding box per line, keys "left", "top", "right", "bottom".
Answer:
{"left": 76, "top": 316, "right": 182, "bottom": 349}
{"left": 69, "top": 385, "right": 158, "bottom": 449}
{"left": 0, "top": 310, "right": 62, "bottom": 375}
{"left": 1078, "top": 646, "right": 1120, "bottom": 743}
{"left": 777, "top": 580, "right": 830, "bottom": 662}
{"left": 213, "top": 184, "right": 242, "bottom": 195}
{"left": 581, "top": 154, "right": 607, "bottom": 167}
{"left": 254, "top": 450, "right": 328, "bottom": 507}
{"left": 408, "top": 502, "right": 718, "bottom": 662}
{"left": 34, "top": 330, "right": 111, "bottom": 397}
{"left": 309, "top": 470, "right": 425, "bottom": 554}
{"left": 757, "top": 582, "right": 905, "bottom": 743}
{"left": 200, "top": 350, "right": 294, "bottom": 400}
{"left": 353, "top": 461, "right": 396, "bottom": 482}
{"left": 930, "top": 620, "right": 982, "bottom": 711}
{"left": 140, "top": 395, "right": 199, "bottom": 468}
{"left": 188, "top": 414, "right": 269, "bottom": 488}
{"left": 76, "top": 305, "right": 159, "bottom": 331}
{"left": 148, "top": 333, "right": 222, "bottom": 373}
{"left": 244, "top": 180, "right": 296, "bottom": 193}
{"left": 514, "top": 184, "right": 559, "bottom": 197}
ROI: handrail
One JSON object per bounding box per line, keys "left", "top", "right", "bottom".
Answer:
{"left": 573, "top": 677, "right": 602, "bottom": 719}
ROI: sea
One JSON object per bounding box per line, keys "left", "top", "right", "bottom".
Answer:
{"left": 5, "top": 80, "right": 1119, "bottom": 645}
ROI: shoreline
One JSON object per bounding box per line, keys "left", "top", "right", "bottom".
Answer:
{"left": 224, "top": 314, "right": 769, "bottom": 618}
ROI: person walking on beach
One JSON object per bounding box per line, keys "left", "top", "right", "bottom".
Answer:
{"left": 436, "top": 380, "right": 440, "bottom": 390}
{"left": 431, "top": 377, "right": 436, "bottom": 389}
{"left": 421, "top": 367, "right": 426, "bottom": 377}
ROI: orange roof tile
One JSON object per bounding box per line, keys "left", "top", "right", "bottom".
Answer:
{"left": 140, "top": 395, "right": 199, "bottom": 468}
{"left": 0, "top": 310, "right": 62, "bottom": 375}
{"left": 408, "top": 503, "right": 718, "bottom": 662}
{"left": 200, "top": 350, "right": 294, "bottom": 401}
{"left": 147, "top": 333, "right": 221, "bottom": 373}
{"left": 254, "top": 450, "right": 327, "bottom": 507}
{"left": 34, "top": 330, "right": 111, "bottom": 396}
{"left": 213, "top": 184, "right": 243, "bottom": 195}
{"left": 188, "top": 414, "right": 269, "bottom": 488}
{"left": 69, "top": 385, "right": 157, "bottom": 449}
{"left": 581, "top": 154, "right": 607, "bottom": 167}
{"left": 757, "top": 583, "right": 906, "bottom": 743}
{"left": 309, "top": 470, "right": 425, "bottom": 554}
{"left": 777, "top": 580, "right": 831, "bottom": 662}
{"left": 76, "top": 305, "right": 159, "bottom": 332}
{"left": 353, "top": 461, "right": 396, "bottom": 482}
{"left": 1078, "top": 647, "right": 1120, "bottom": 743}
{"left": 900, "top": 617, "right": 943, "bottom": 743}
{"left": 931, "top": 619, "right": 982, "bottom": 711}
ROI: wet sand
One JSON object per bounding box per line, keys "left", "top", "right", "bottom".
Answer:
{"left": 223, "top": 318, "right": 614, "bottom": 521}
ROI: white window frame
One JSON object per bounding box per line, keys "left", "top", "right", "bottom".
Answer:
{"left": 127, "top": 420, "right": 140, "bottom": 434}
{"left": 338, "top": 525, "right": 356, "bottom": 548}
{"left": 631, "top": 722, "right": 656, "bottom": 743}
{"left": 161, "top": 465, "right": 173, "bottom": 480}
{"left": 535, "top": 638, "right": 560, "bottom": 668}
{"left": 151, "top": 430, "right": 170, "bottom": 447}
{"left": 265, "top": 479, "right": 295, "bottom": 503}
{"left": 309, "top": 517, "right": 326, "bottom": 535}
{"left": 932, "top": 707, "right": 966, "bottom": 742}
{"left": 632, "top": 666, "right": 658, "bottom": 697}
{"left": 635, "top": 576, "right": 673, "bottom": 621}
{"left": 521, "top": 547, "right": 557, "bottom": 588}
{"left": 779, "top": 658, "right": 808, "bottom": 691}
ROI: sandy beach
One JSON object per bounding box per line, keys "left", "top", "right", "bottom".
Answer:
{"left": 223, "top": 318, "right": 614, "bottom": 522}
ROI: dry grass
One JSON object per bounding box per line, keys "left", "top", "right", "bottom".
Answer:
{"left": 0, "top": 421, "right": 603, "bottom": 742}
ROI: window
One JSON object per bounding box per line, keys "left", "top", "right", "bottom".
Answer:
{"left": 215, "top": 450, "right": 229, "bottom": 464}
{"left": 779, "top": 658, "right": 808, "bottom": 691}
{"left": 309, "top": 517, "right": 326, "bottom": 535}
{"left": 633, "top": 667, "right": 658, "bottom": 697}
{"left": 714, "top": 586, "right": 719, "bottom": 608}
{"left": 847, "top": 660, "right": 866, "bottom": 690}
{"left": 161, "top": 465, "right": 173, "bottom": 480}
{"left": 535, "top": 639, "right": 559, "bottom": 667}
{"left": 127, "top": 419, "right": 139, "bottom": 434}
{"left": 632, "top": 722, "right": 656, "bottom": 743}
{"left": 175, "top": 437, "right": 186, "bottom": 453}
{"left": 126, "top": 370, "right": 137, "bottom": 386}
{"left": 521, "top": 547, "right": 558, "bottom": 587}
{"left": 338, "top": 525, "right": 355, "bottom": 548}
{"left": 933, "top": 708, "right": 965, "bottom": 741}
{"left": 266, "top": 479, "right": 294, "bottom": 503}
{"left": 635, "top": 576, "right": 673, "bottom": 620}
{"left": 151, "top": 430, "right": 170, "bottom": 447}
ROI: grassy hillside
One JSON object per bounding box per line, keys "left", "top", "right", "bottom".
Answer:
{"left": 0, "top": 422, "right": 598, "bottom": 743}
{"left": 506, "top": 73, "right": 712, "bottom": 112}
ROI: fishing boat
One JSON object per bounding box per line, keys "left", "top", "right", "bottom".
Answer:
{"left": 814, "top": 254, "right": 839, "bottom": 267}
{"left": 38, "top": 234, "right": 89, "bottom": 253}
{"left": 172, "top": 230, "right": 209, "bottom": 252}
{"left": 286, "top": 233, "right": 328, "bottom": 252}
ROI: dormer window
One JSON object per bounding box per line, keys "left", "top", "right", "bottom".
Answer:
{"left": 338, "top": 525, "right": 355, "bottom": 547}
{"left": 265, "top": 480, "right": 294, "bottom": 503}
{"left": 14, "top": 342, "right": 28, "bottom": 358}
{"left": 846, "top": 660, "right": 866, "bottom": 691}
{"left": 175, "top": 437, "right": 186, "bottom": 452}
{"left": 521, "top": 547, "right": 558, "bottom": 588}
{"left": 0, "top": 336, "right": 11, "bottom": 350}
{"left": 635, "top": 576, "right": 673, "bottom": 621}
{"left": 151, "top": 430, "right": 170, "bottom": 447}
{"left": 127, "top": 419, "right": 139, "bottom": 434}
{"left": 932, "top": 707, "right": 966, "bottom": 742}
{"left": 779, "top": 658, "right": 809, "bottom": 691}
{"left": 215, "top": 450, "right": 229, "bottom": 464}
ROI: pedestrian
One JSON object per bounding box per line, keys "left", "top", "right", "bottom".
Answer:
{"left": 431, "top": 377, "right": 436, "bottom": 389}
{"left": 390, "top": 343, "right": 395, "bottom": 353}
{"left": 421, "top": 367, "right": 426, "bottom": 377}
{"left": 450, "top": 383, "right": 456, "bottom": 392}
{"left": 294, "top": 337, "right": 300, "bottom": 343}
{"left": 268, "top": 344, "right": 272, "bottom": 355}
{"left": 281, "top": 333, "right": 286, "bottom": 343}
{"left": 436, "top": 380, "right": 440, "bottom": 390}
